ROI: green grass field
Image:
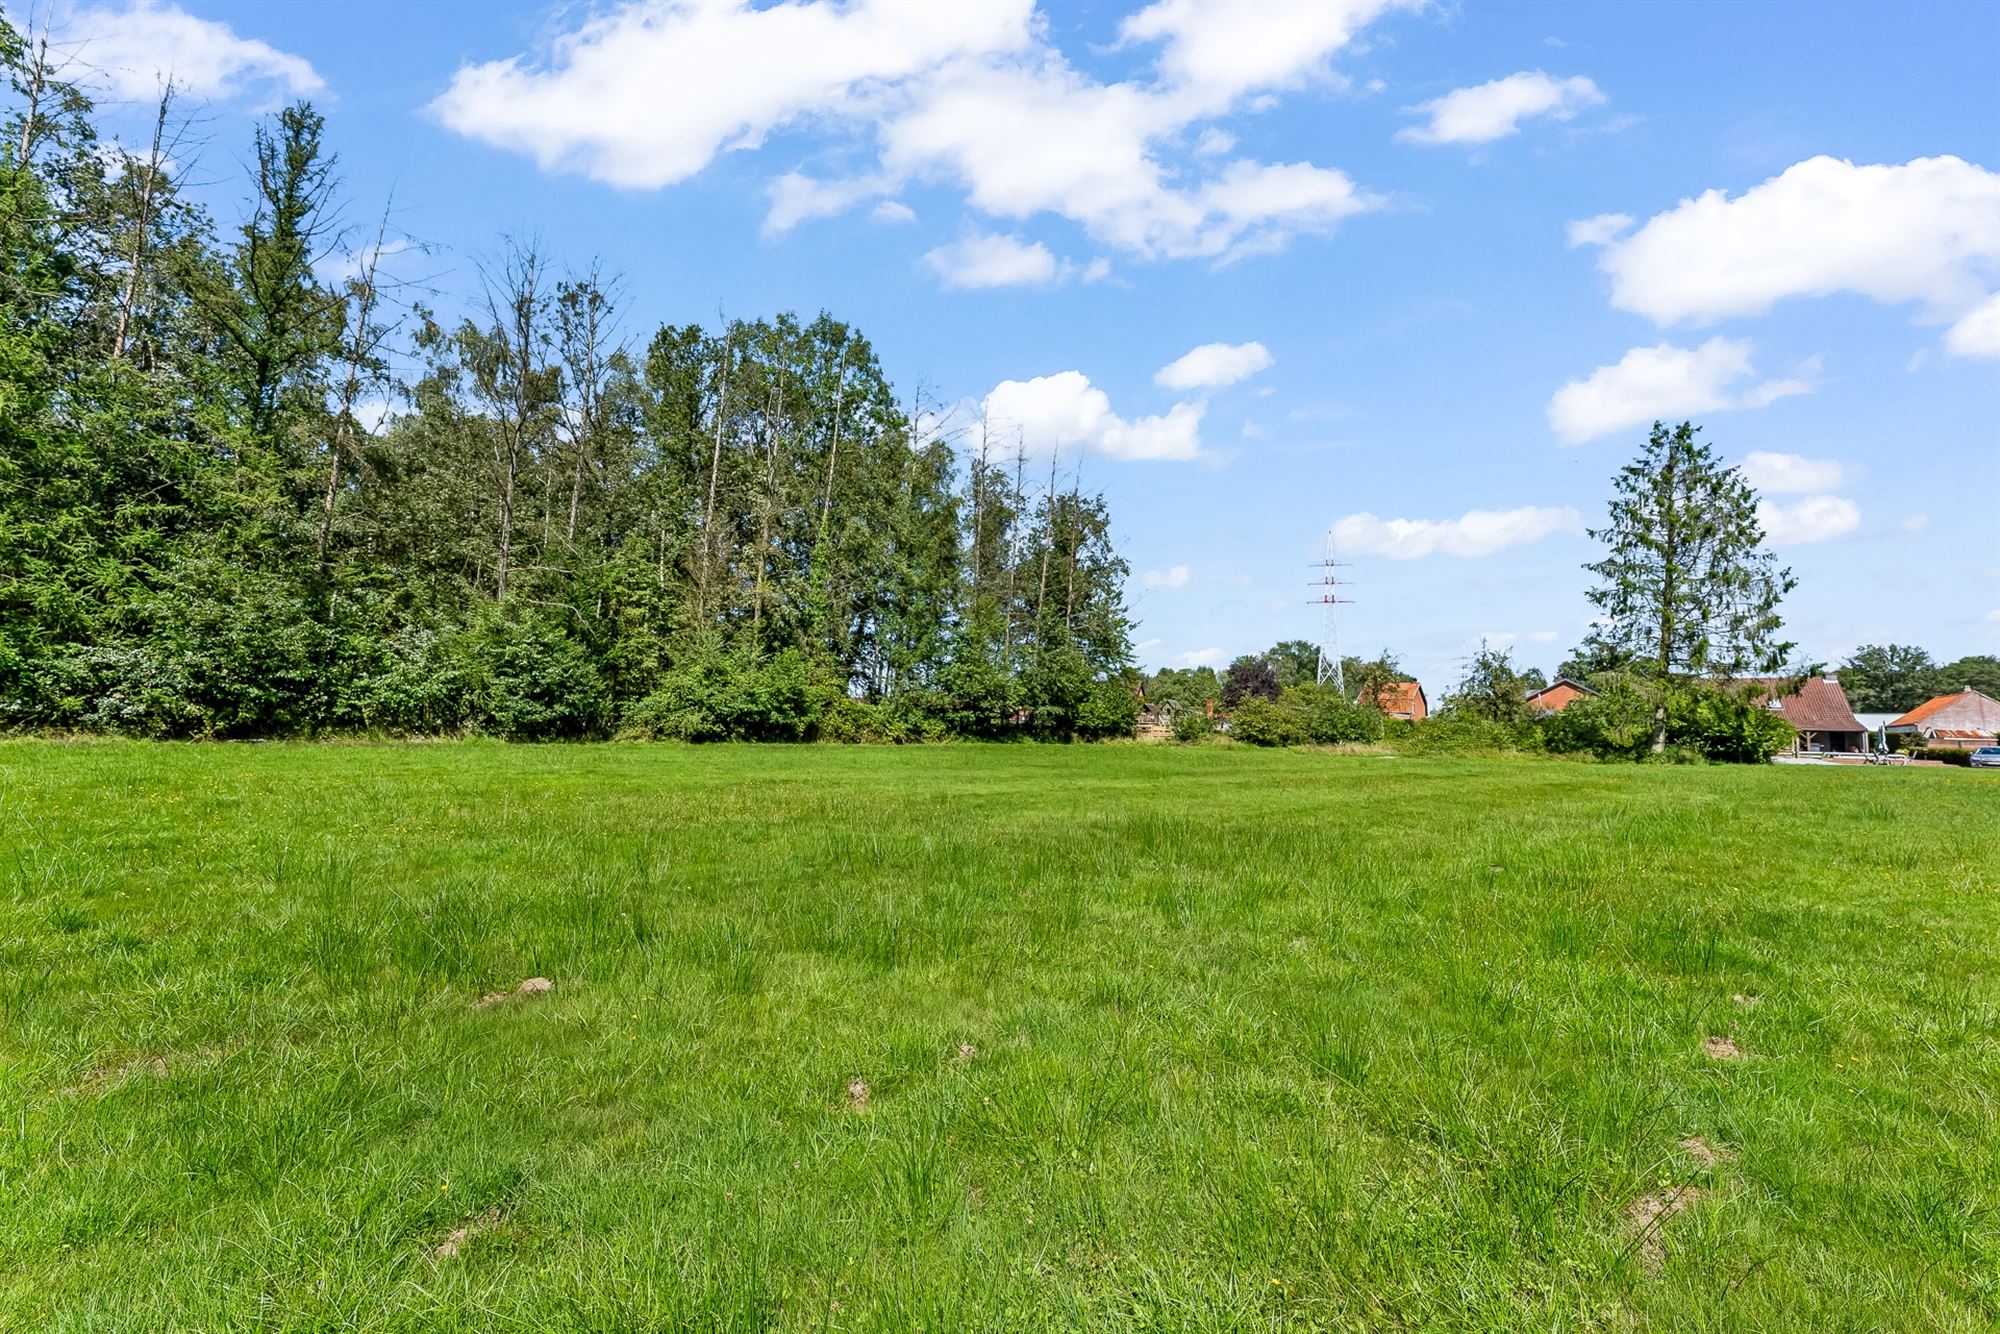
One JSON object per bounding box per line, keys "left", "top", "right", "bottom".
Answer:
{"left": 2, "top": 743, "right": 1996, "bottom": 1331}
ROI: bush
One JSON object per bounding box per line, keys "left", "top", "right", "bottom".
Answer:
{"left": 1228, "top": 696, "right": 1307, "bottom": 746}
{"left": 1171, "top": 707, "right": 1213, "bottom": 742}
{"left": 1398, "top": 713, "right": 1543, "bottom": 755}
{"left": 1915, "top": 746, "right": 1972, "bottom": 766}
{"left": 467, "top": 612, "right": 610, "bottom": 741}
{"left": 1075, "top": 675, "right": 1142, "bottom": 739}
{"left": 1541, "top": 674, "right": 1791, "bottom": 764}
{"left": 619, "top": 645, "right": 822, "bottom": 742}
{"left": 1289, "top": 684, "right": 1384, "bottom": 744}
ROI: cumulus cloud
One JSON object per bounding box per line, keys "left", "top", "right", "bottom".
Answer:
{"left": 431, "top": 1, "right": 1030, "bottom": 189}
{"left": 1154, "top": 340, "right": 1273, "bottom": 390}
{"left": 1547, "top": 337, "right": 1813, "bottom": 445}
{"left": 981, "top": 370, "right": 1205, "bottom": 461}
{"left": 870, "top": 200, "right": 917, "bottom": 224}
{"left": 1587, "top": 155, "right": 2000, "bottom": 334}
{"left": 924, "top": 231, "right": 1067, "bottom": 288}
{"left": 1174, "top": 646, "right": 1227, "bottom": 668}
{"left": 1739, "top": 451, "right": 1847, "bottom": 494}
{"left": 430, "top": 0, "right": 1395, "bottom": 264}
{"left": 1142, "top": 564, "right": 1192, "bottom": 588}
{"left": 1566, "top": 212, "right": 1632, "bottom": 247}
{"left": 1120, "top": 0, "right": 1408, "bottom": 103}
{"left": 61, "top": 0, "right": 322, "bottom": 103}
{"left": 1331, "top": 505, "right": 1583, "bottom": 559}
{"left": 1397, "top": 71, "right": 1605, "bottom": 146}
{"left": 1945, "top": 290, "right": 2000, "bottom": 359}
{"left": 1757, "top": 495, "right": 1861, "bottom": 546}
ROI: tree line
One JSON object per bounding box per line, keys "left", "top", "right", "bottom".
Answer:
{"left": 1152, "top": 422, "right": 1982, "bottom": 763}
{"left": 0, "top": 29, "right": 1138, "bottom": 741}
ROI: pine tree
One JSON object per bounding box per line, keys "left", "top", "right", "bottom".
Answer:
{"left": 1579, "top": 421, "right": 1795, "bottom": 751}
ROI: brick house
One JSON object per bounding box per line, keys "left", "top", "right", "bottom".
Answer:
{"left": 1364, "top": 680, "right": 1428, "bottom": 721}
{"left": 1524, "top": 677, "right": 1598, "bottom": 714}
{"left": 1745, "top": 675, "right": 1870, "bottom": 754}
{"left": 1886, "top": 687, "right": 2000, "bottom": 750}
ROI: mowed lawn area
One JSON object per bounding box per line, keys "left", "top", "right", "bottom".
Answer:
{"left": 2, "top": 744, "right": 1996, "bottom": 1331}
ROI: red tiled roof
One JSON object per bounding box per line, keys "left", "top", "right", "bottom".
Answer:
{"left": 1367, "top": 680, "right": 1425, "bottom": 715}
{"left": 1769, "top": 676, "right": 1866, "bottom": 734}
{"left": 1891, "top": 687, "right": 2000, "bottom": 729}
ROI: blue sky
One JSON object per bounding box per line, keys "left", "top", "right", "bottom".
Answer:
{"left": 33, "top": 0, "right": 2000, "bottom": 689}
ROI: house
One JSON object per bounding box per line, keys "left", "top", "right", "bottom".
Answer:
{"left": 1886, "top": 687, "right": 2000, "bottom": 750}
{"left": 1363, "top": 680, "right": 1428, "bottom": 722}
{"left": 1524, "top": 677, "right": 1598, "bottom": 714}
{"left": 1745, "top": 675, "right": 1869, "bottom": 754}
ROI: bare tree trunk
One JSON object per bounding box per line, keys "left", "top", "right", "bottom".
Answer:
{"left": 818, "top": 341, "right": 851, "bottom": 538}
{"left": 753, "top": 366, "right": 784, "bottom": 637}
{"left": 317, "top": 204, "right": 392, "bottom": 562}
{"left": 1002, "top": 438, "right": 1026, "bottom": 668}
{"left": 1033, "top": 449, "right": 1057, "bottom": 666}
{"left": 697, "top": 332, "right": 733, "bottom": 622}
{"left": 13, "top": 31, "right": 50, "bottom": 168}
{"left": 113, "top": 83, "right": 176, "bottom": 360}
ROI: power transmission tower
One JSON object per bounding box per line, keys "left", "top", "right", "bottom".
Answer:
{"left": 1310, "top": 529, "right": 1351, "bottom": 695}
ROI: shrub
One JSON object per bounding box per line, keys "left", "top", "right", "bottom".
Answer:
{"left": 1171, "top": 708, "right": 1213, "bottom": 742}
{"left": 1075, "top": 675, "right": 1142, "bottom": 739}
{"left": 469, "top": 613, "right": 610, "bottom": 741}
{"left": 620, "top": 646, "right": 823, "bottom": 742}
{"left": 1228, "top": 696, "right": 1307, "bottom": 747}
{"left": 1542, "top": 674, "right": 1792, "bottom": 763}
{"left": 1398, "top": 714, "right": 1543, "bottom": 755}
{"left": 1915, "top": 746, "right": 1972, "bottom": 766}
{"left": 1289, "top": 684, "right": 1384, "bottom": 744}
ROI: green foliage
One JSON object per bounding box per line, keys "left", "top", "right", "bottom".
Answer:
{"left": 1541, "top": 674, "right": 1793, "bottom": 763}
{"left": 1224, "top": 695, "right": 1306, "bottom": 747}
{"left": 1398, "top": 714, "right": 1545, "bottom": 756}
{"left": 0, "top": 43, "right": 1138, "bottom": 743}
{"left": 1290, "top": 683, "right": 1385, "bottom": 743}
{"left": 1915, "top": 746, "right": 1973, "bottom": 766}
{"left": 1578, "top": 421, "right": 1795, "bottom": 750}
{"left": 620, "top": 646, "right": 821, "bottom": 742}
{"left": 1170, "top": 707, "right": 1213, "bottom": 742}
{"left": 1939, "top": 655, "right": 2000, "bottom": 699}
{"left": 1838, "top": 644, "right": 1940, "bottom": 713}
{"left": 1442, "top": 642, "right": 1536, "bottom": 725}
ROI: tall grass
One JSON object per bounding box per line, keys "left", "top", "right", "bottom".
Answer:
{"left": 0, "top": 742, "right": 1995, "bottom": 1330}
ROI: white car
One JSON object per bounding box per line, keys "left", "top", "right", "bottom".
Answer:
{"left": 1971, "top": 746, "right": 2000, "bottom": 769}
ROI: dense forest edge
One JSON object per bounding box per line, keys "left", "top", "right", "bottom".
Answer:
{"left": 1, "top": 39, "right": 1140, "bottom": 743}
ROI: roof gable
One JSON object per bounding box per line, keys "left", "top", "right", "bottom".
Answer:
{"left": 1891, "top": 687, "right": 2000, "bottom": 730}
{"left": 1771, "top": 676, "right": 1865, "bottom": 734}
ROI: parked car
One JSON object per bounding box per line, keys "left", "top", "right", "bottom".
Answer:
{"left": 1971, "top": 746, "right": 2000, "bottom": 769}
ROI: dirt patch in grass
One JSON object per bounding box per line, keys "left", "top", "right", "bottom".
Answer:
{"left": 1702, "top": 1035, "right": 1742, "bottom": 1060}
{"left": 952, "top": 1043, "right": 977, "bottom": 1064}
{"left": 1626, "top": 1184, "right": 1705, "bottom": 1273}
{"left": 846, "top": 1077, "right": 870, "bottom": 1111}
{"left": 433, "top": 1207, "right": 502, "bottom": 1260}
{"left": 1731, "top": 993, "right": 1760, "bottom": 1007}
{"left": 1679, "top": 1136, "right": 1731, "bottom": 1168}
{"left": 473, "top": 977, "right": 554, "bottom": 1009}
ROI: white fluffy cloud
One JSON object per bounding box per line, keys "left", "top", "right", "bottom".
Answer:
{"left": 1331, "top": 506, "right": 1583, "bottom": 559}
{"left": 925, "top": 231, "right": 1067, "bottom": 288}
{"left": 1154, "top": 341, "right": 1273, "bottom": 390}
{"left": 1739, "top": 451, "right": 1847, "bottom": 494}
{"left": 1757, "top": 495, "right": 1861, "bottom": 546}
{"left": 1120, "top": 0, "right": 1406, "bottom": 104}
{"left": 430, "top": 0, "right": 1395, "bottom": 265}
{"left": 1580, "top": 155, "right": 2000, "bottom": 332}
{"left": 1945, "top": 290, "right": 2000, "bottom": 359}
{"left": 981, "top": 370, "right": 1205, "bottom": 461}
{"left": 1397, "top": 71, "right": 1604, "bottom": 146}
{"left": 432, "top": 1, "right": 1030, "bottom": 189}
{"left": 1174, "top": 646, "right": 1227, "bottom": 668}
{"left": 1142, "top": 564, "right": 1192, "bottom": 588}
{"left": 1547, "top": 337, "right": 1813, "bottom": 444}
{"left": 61, "top": 0, "right": 322, "bottom": 103}
{"left": 1566, "top": 212, "right": 1632, "bottom": 247}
